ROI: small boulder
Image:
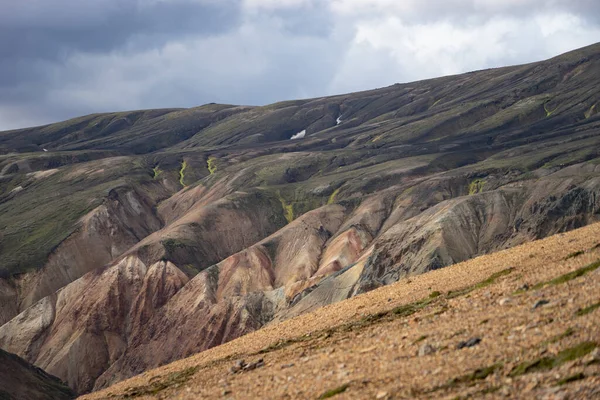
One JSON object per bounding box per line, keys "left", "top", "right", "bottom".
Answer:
{"left": 532, "top": 299, "right": 550, "bottom": 310}
{"left": 457, "top": 337, "right": 481, "bottom": 349}
{"left": 418, "top": 344, "right": 435, "bottom": 357}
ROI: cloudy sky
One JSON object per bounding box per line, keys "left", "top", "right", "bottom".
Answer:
{"left": 1, "top": 0, "right": 599, "bottom": 130}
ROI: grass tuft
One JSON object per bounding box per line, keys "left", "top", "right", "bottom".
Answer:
{"left": 576, "top": 302, "right": 600, "bottom": 317}
{"left": 510, "top": 342, "right": 597, "bottom": 377}
{"left": 565, "top": 250, "right": 584, "bottom": 260}
{"left": 447, "top": 268, "right": 513, "bottom": 299}
{"left": 557, "top": 372, "right": 585, "bottom": 386}
{"left": 319, "top": 384, "right": 349, "bottom": 399}
{"left": 543, "top": 327, "right": 575, "bottom": 345}
{"left": 532, "top": 260, "right": 600, "bottom": 290}
{"left": 121, "top": 366, "right": 199, "bottom": 398}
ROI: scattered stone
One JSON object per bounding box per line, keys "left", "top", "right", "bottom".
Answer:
{"left": 533, "top": 299, "right": 550, "bottom": 309}
{"left": 230, "top": 359, "right": 265, "bottom": 374}
{"left": 518, "top": 284, "right": 530, "bottom": 291}
{"left": 376, "top": 391, "right": 388, "bottom": 399}
{"left": 281, "top": 363, "right": 295, "bottom": 369}
{"left": 585, "top": 348, "right": 600, "bottom": 365}
{"left": 222, "top": 389, "right": 232, "bottom": 396}
{"left": 498, "top": 298, "right": 511, "bottom": 306}
{"left": 230, "top": 360, "right": 245, "bottom": 373}
{"left": 457, "top": 337, "right": 482, "bottom": 349}
{"left": 418, "top": 343, "right": 435, "bottom": 357}
{"left": 243, "top": 358, "right": 265, "bottom": 371}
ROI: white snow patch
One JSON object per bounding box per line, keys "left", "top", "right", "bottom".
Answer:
{"left": 336, "top": 115, "right": 343, "bottom": 125}
{"left": 43, "top": 148, "right": 48, "bottom": 152}
{"left": 290, "top": 130, "right": 306, "bottom": 140}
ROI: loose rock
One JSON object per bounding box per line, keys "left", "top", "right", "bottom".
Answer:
{"left": 457, "top": 337, "right": 481, "bottom": 349}
{"left": 532, "top": 299, "right": 550, "bottom": 309}
{"left": 418, "top": 344, "right": 436, "bottom": 357}
{"left": 498, "top": 298, "right": 511, "bottom": 306}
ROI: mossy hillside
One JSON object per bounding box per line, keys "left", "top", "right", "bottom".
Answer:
{"left": 0, "top": 156, "right": 158, "bottom": 277}
{"left": 1, "top": 42, "right": 599, "bottom": 280}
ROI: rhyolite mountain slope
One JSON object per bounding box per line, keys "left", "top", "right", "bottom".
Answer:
{"left": 81, "top": 221, "right": 600, "bottom": 400}
{"left": 0, "top": 348, "right": 74, "bottom": 400}
{"left": 0, "top": 42, "right": 599, "bottom": 394}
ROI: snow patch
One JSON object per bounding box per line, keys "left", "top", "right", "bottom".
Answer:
{"left": 42, "top": 148, "right": 48, "bottom": 152}
{"left": 290, "top": 130, "right": 306, "bottom": 140}
{"left": 336, "top": 115, "right": 343, "bottom": 125}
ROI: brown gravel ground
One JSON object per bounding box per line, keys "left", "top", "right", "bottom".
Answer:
{"left": 82, "top": 222, "right": 600, "bottom": 400}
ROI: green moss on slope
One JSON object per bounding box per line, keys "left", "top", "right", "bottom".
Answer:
{"left": 207, "top": 157, "right": 217, "bottom": 175}
{"left": 468, "top": 179, "right": 486, "bottom": 195}
{"left": 179, "top": 160, "right": 188, "bottom": 187}
{"left": 277, "top": 191, "right": 294, "bottom": 223}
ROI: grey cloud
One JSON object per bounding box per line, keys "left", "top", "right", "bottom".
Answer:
{"left": 0, "top": 0, "right": 599, "bottom": 130}
{"left": 0, "top": 0, "right": 241, "bottom": 60}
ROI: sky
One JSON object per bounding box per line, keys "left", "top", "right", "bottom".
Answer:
{"left": 1, "top": 0, "right": 599, "bottom": 130}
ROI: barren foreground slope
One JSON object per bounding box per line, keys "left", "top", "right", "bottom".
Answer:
{"left": 82, "top": 221, "right": 600, "bottom": 399}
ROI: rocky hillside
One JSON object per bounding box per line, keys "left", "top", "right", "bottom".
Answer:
{"left": 81, "top": 220, "right": 600, "bottom": 400}
{"left": 0, "top": 42, "right": 599, "bottom": 394}
{"left": 0, "top": 348, "right": 74, "bottom": 400}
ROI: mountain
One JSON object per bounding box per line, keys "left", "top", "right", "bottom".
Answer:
{"left": 0, "top": 42, "right": 599, "bottom": 394}
{"left": 0, "top": 348, "right": 74, "bottom": 400}
{"left": 80, "top": 221, "right": 600, "bottom": 400}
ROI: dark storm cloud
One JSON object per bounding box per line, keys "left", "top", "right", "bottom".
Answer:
{"left": 0, "top": 0, "right": 241, "bottom": 58}
{"left": 0, "top": 0, "right": 599, "bottom": 130}
{"left": 0, "top": 0, "right": 243, "bottom": 127}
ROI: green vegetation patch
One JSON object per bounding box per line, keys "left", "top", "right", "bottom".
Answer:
{"left": 446, "top": 268, "right": 514, "bottom": 299}
{"left": 557, "top": 372, "right": 585, "bottom": 386}
{"left": 276, "top": 191, "right": 294, "bottom": 223}
{"left": 544, "top": 102, "right": 559, "bottom": 117}
{"left": 327, "top": 188, "right": 341, "bottom": 205}
{"left": 152, "top": 165, "right": 162, "bottom": 179}
{"left": 509, "top": 342, "right": 597, "bottom": 377}
{"left": 393, "top": 298, "right": 435, "bottom": 317}
{"left": 576, "top": 302, "right": 600, "bottom": 317}
{"left": 585, "top": 103, "right": 597, "bottom": 119}
{"left": 319, "top": 384, "right": 349, "bottom": 399}
{"left": 565, "top": 250, "right": 584, "bottom": 260}
{"left": 120, "top": 366, "right": 199, "bottom": 398}
{"left": 207, "top": 157, "right": 217, "bottom": 175}
{"left": 543, "top": 327, "right": 575, "bottom": 346}
{"left": 449, "top": 363, "right": 502, "bottom": 386}
{"left": 468, "top": 178, "right": 486, "bottom": 195}
{"left": 179, "top": 160, "right": 188, "bottom": 187}
{"left": 413, "top": 335, "right": 429, "bottom": 344}
{"left": 532, "top": 260, "right": 600, "bottom": 290}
